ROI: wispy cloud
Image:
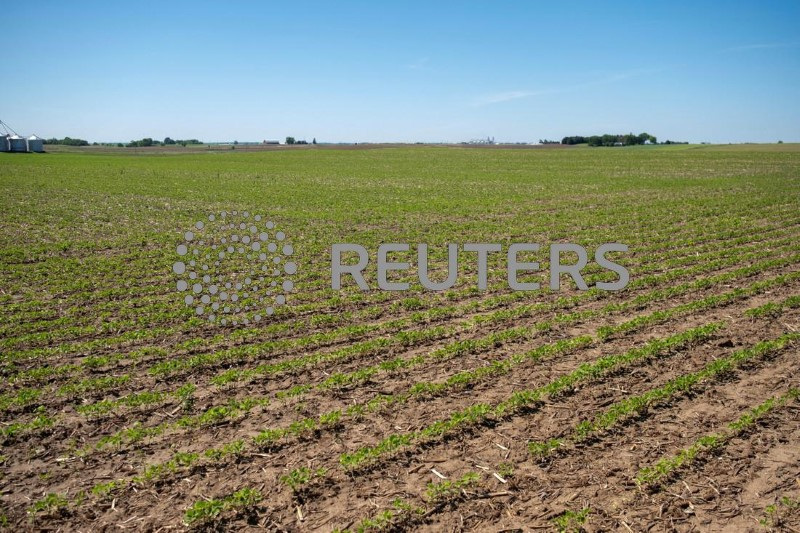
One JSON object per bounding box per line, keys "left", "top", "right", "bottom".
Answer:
{"left": 406, "top": 57, "right": 432, "bottom": 71}
{"left": 471, "top": 90, "right": 550, "bottom": 106}
{"left": 722, "top": 42, "right": 798, "bottom": 52}
{"left": 471, "top": 67, "right": 664, "bottom": 107}
{"left": 595, "top": 67, "right": 665, "bottom": 84}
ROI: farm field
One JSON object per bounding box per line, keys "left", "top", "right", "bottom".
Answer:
{"left": 1, "top": 143, "right": 799, "bottom": 531}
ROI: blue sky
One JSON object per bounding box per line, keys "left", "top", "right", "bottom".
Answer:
{"left": 4, "top": 1, "right": 799, "bottom": 143}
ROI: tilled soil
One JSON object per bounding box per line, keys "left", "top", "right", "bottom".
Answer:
{"left": 7, "top": 135, "right": 800, "bottom": 533}
{"left": 4, "top": 275, "right": 796, "bottom": 532}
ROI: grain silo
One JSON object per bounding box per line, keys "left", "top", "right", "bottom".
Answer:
{"left": 8, "top": 135, "right": 27, "bottom": 152}
{"left": 0, "top": 134, "right": 8, "bottom": 152}
{"left": 27, "top": 135, "right": 44, "bottom": 152}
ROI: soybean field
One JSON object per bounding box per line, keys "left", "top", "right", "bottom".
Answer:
{"left": 1, "top": 144, "right": 799, "bottom": 531}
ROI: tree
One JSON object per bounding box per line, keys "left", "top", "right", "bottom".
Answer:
{"left": 635, "top": 132, "right": 657, "bottom": 145}
{"left": 285, "top": 136, "right": 296, "bottom": 145}
{"left": 233, "top": 140, "right": 239, "bottom": 145}
{"left": 164, "top": 137, "right": 176, "bottom": 145}
{"left": 43, "top": 137, "right": 89, "bottom": 146}
{"left": 566, "top": 132, "right": 657, "bottom": 147}
{"left": 312, "top": 137, "right": 317, "bottom": 145}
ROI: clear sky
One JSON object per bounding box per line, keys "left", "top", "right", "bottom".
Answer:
{"left": 4, "top": 1, "right": 799, "bottom": 144}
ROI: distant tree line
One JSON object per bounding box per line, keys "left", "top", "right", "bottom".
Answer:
{"left": 43, "top": 137, "right": 89, "bottom": 146}
{"left": 125, "top": 137, "right": 202, "bottom": 147}
{"left": 538, "top": 139, "right": 560, "bottom": 144}
{"left": 285, "top": 137, "right": 316, "bottom": 145}
{"left": 560, "top": 136, "right": 588, "bottom": 145}
{"left": 561, "top": 133, "right": 657, "bottom": 146}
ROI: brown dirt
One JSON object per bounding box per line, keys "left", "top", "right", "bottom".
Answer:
{"left": 4, "top": 279, "right": 796, "bottom": 532}
{"left": 2, "top": 221, "right": 799, "bottom": 533}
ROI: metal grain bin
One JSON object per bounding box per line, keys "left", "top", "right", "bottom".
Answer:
{"left": 8, "top": 135, "right": 27, "bottom": 152}
{"left": 27, "top": 135, "right": 44, "bottom": 152}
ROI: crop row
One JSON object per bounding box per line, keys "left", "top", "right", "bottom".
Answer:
{"left": 336, "top": 323, "right": 727, "bottom": 471}
{"left": 23, "top": 256, "right": 799, "bottom": 456}
{"left": 4, "top": 219, "right": 796, "bottom": 387}
{"left": 4, "top": 209, "right": 797, "bottom": 357}
{"left": 2, "top": 194, "right": 769, "bottom": 308}
{"left": 527, "top": 333, "right": 800, "bottom": 458}
{"left": 53, "top": 323, "right": 721, "bottom": 505}
{"left": 744, "top": 294, "right": 800, "bottom": 319}
{"left": 75, "top": 321, "right": 728, "bottom": 509}
{"left": 63, "top": 255, "right": 800, "bottom": 457}
{"left": 111, "top": 242, "right": 800, "bottom": 386}
{"left": 635, "top": 388, "right": 799, "bottom": 486}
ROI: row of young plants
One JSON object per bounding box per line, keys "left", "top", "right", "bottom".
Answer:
{"left": 52, "top": 323, "right": 720, "bottom": 506}
{"left": 5, "top": 206, "right": 795, "bottom": 362}
{"left": 49, "top": 254, "right": 800, "bottom": 457}
{"left": 0, "top": 327, "right": 173, "bottom": 369}
{"left": 634, "top": 387, "right": 800, "bottom": 487}
{"left": 66, "top": 249, "right": 796, "bottom": 455}
{"left": 0, "top": 374, "right": 132, "bottom": 413}
{"left": 4, "top": 216, "right": 796, "bottom": 396}
{"left": 527, "top": 332, "right": 800, "bottom": 458}
{"left": 745, "top": 294, "right": 800, "bottom": 319}
{"left": 9, "top": 247, "right": 798, "bottom": 470}
{"left": 332, "top": 472, "right": 588, "bottom": 533}
{"left": 98, "top": 234, "right": 800, "bottom": 396}
{"left": 336, "top": 314, "right": 800, "bottom": 532}
{"left": 183, "top": 487, "right": 262, "bottom": 526}
{"left": 333, "top": 497, "right": 426, "bottom": 533}
{"left": 4, "top": 385, "right": 252, "bottom": 449}
{"left": 2, "top": 193, "right": 751, "bottom": 324}
{"left": 335, "top": 323, "right": 726, "bottom": 471}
